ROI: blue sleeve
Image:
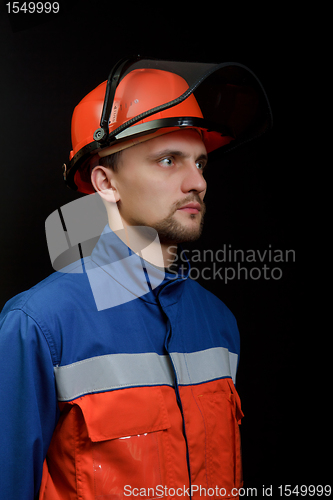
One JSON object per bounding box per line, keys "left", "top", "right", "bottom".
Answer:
{"left": 0, "top": 307, "right": 59, "bottom": 499}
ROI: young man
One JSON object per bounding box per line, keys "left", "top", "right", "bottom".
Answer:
{"left": 0, "top": 57, "right": 272, "bottom": 499}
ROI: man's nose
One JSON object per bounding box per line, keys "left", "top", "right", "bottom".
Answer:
{"left": 181, "top": 162, "right": 207, "bottom": 194}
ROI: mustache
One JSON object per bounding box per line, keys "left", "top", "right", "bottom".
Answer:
{"left": 173, "top": 195, "right": 206, "bottom": 213}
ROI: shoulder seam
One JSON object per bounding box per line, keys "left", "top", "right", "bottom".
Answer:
{"left": 4, "top": 307, "right": 59, "bottom": 366}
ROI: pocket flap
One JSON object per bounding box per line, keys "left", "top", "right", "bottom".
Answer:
{"left": 226, "top": 378, "right": 244, "bottom": 424}
{"left": 71, "top": 386, "right": 171, "bottom": 442}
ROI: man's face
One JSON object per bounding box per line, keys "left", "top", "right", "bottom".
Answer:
{"left": 111, "top": 129, "right": 208, "bottom": 244}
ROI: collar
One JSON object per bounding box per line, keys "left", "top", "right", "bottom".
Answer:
{"left": 84, "top": 225, "right": 190, "bottom": 310}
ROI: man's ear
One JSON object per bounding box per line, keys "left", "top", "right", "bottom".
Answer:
{"left": 90, "top": 166, "right": 120, "bottom": 203}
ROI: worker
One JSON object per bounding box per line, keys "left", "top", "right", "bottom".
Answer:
{"left": 0, "top": 56, "right": 272, "bottom": 499}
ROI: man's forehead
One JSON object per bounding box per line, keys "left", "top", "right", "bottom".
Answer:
{"left": 143, "top": 128, "right": 207, "bottom": 155}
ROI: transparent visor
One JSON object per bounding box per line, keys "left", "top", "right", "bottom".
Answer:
{"left": 99, "top": 57, "right": 272, "bottom": 147}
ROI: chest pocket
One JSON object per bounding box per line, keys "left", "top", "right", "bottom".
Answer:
{"left": 70, "top": 386, "right": 171, "bottom": 499}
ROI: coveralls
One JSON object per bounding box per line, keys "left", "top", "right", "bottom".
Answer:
{"left": 0, "top": 226, "right": 243, "bottom": 499}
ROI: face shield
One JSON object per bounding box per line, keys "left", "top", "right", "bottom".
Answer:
{"left": 63, "top": 56, "right": 272, "bottom": 194}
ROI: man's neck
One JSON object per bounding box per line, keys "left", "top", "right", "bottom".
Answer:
{"left": 107, "top": 215, "right": 178, "bottom": 268}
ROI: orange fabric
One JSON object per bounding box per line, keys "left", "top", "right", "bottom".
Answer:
{"left": 179, "top": 378, "right": 243, "bottom": 497}
{"left": 40, "top": 381, "right": 243, "bottom": 499}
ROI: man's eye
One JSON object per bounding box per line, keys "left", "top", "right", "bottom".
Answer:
{"left": 159, "top": 157, "right": 174, "bottom": 167}
{"left": 196, "top": 161, "right": 206, "bottom": 171}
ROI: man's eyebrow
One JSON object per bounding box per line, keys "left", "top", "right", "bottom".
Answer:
{"left": 147, "top": 149, "right": 208, "bottom": 161}
{"left": 196, "top": 153, "right": 209, "bottom": 162}
{"left": 147, "top": 149, "right": 187, "bottom": 160}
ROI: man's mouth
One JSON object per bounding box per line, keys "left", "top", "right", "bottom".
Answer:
{"left": 177, "top": 202, "right": 202, "bottom": 214}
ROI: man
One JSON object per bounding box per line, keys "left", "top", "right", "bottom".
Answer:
{"left": 0, "top": 57, "right": 272, "bottom": 499}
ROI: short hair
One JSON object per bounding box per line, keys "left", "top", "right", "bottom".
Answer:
{"left": 78, "top": 151, "right": 123, "bottom": 190}
{"left": 98, "top": 150, "right": 123, "bottom": 172}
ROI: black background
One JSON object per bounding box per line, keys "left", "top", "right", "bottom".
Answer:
{"left": 0, "top": 1, "right": 316, "bottom": 497}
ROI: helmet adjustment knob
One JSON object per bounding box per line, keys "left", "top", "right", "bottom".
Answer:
{"left": 93, "top": 127, "right": 108, "bottom": 142}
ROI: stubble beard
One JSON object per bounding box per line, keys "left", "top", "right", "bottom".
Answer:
{"left": 147, "top": 196, "right": 206, "bottom": 245}
{"left": 119, "top": 196, "right": 206, "bottom": 244}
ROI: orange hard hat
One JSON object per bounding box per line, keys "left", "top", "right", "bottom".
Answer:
{"left": 63, "top": 56, "right": 272, "bottom": 193}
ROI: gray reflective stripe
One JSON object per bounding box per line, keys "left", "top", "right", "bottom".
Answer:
{"left": 170, "top": 347, "right": 237, "bottom": 385}
{"left": 228, "top": 351, "right": 238, "bottom": 384}
{"left": 54, "top": 352, "right": 175, "bottom": 402}
{"left": 54, "top": 347, "right": 238, "bottom": 402}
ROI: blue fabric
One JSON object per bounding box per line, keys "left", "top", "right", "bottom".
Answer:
{"left": 0, "top": 227, "right": 240, "bottom": 498}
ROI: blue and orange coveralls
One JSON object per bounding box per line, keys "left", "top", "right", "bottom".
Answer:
{"left": 0, "top": 227, "right": 243, "bottom": 499}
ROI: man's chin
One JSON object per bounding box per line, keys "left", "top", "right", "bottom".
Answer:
{"left": 153, "top": 214, "right": 204, "bottom": 245}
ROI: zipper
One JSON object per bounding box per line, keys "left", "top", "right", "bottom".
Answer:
{"left": 162, "top": 313, "right": 192, "bottom": 496}
{"left": 157, "top": 278, "right": 192, "bottom": 495}
{"left": 172, "top": 361, "right": 192, "bottom": 497}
